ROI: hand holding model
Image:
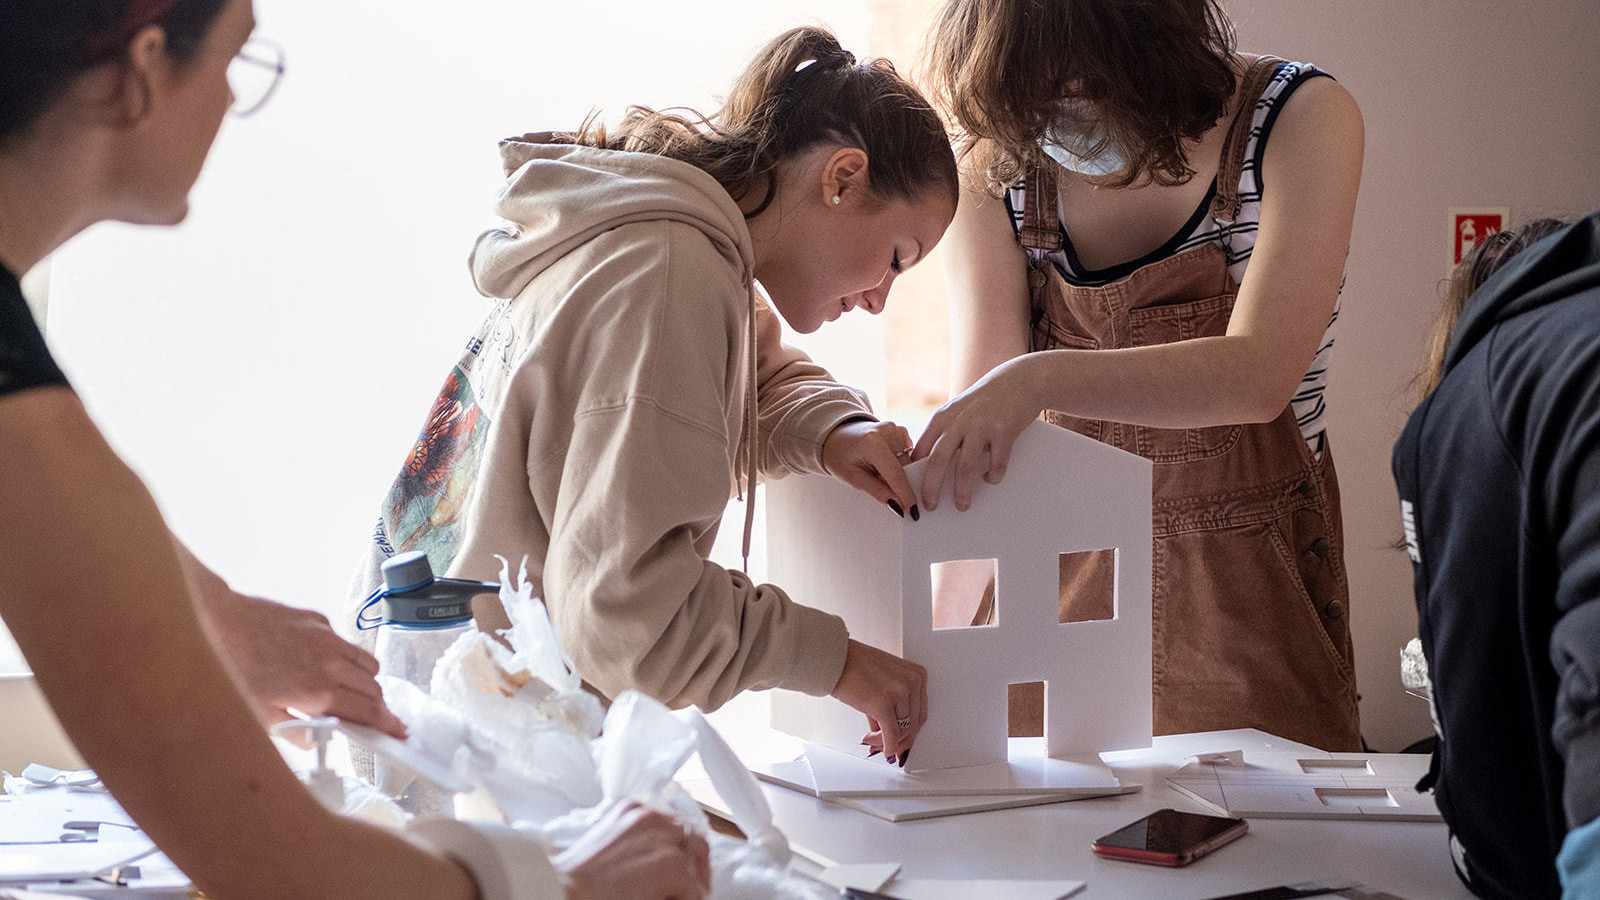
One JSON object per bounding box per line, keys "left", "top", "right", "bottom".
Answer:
{"left": 822, "top": 417, "right": 921, "bottom": 518}
{"left": 821, "top": 418, "right": 931, "bottom": 764}
{"left": 912, "top": 355, "right": 1045, "bottom": 512}
{"left": 832, "top": 638, "right": 928, "bottom": 766}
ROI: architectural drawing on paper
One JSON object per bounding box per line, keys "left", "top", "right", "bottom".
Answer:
{"left": 767, "top": 419, "right": 1154, "bottom": 771}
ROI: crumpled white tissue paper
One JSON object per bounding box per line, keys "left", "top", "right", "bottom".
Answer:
{"left": 380, "top": 556, "right": 832, "bottom": 900}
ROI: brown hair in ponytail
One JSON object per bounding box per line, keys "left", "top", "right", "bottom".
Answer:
{"left": 575, "top": 26, "right": 957, "bottom": 218}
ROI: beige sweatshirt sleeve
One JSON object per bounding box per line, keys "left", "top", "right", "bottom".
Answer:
{"left": 750, "top": 296, "right": 876, "bottom": 479}
{"left": 546, "top": 401, "right": 848, "bottom": 709}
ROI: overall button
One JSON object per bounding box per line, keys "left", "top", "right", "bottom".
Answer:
{"left": 1324, "top": 600, "right": 1346, "bottom": 619}
{"left": 1308, "top": 537, "right": 1330, "bottom": 559}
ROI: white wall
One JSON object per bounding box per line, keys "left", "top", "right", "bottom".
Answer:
{"left": 1228, "top": 0, "right": 1600, "bottom": 750}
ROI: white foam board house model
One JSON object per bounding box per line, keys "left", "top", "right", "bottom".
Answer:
{"left": 768, "top": 419, "right": 1154, "bottom": 771}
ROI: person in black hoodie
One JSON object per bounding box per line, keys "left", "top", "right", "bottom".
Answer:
{"left": 1394, "top": 209, "right": 1600, "bottom": 899}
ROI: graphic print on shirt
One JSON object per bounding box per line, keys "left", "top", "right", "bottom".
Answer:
{"left": 380, "top": 366, "right": 490, "bottom": 568}
{"left": 1400, "top": 499, "right": 1422, "bottom": 564}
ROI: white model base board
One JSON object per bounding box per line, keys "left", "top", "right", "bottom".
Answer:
{"left": 770, "top": 740, "right": 1122, "bottom": 797}
{"left": 745, "top": 738, "right": 1138, "bottom": 822}
{"left": 754, "top": 761, "right": 1138, "bottom": 823}
{"left": 681, "top": 771, "right": 1136, "bottom": 826}
{"left": 836, "top": 789, "right": 1136, "bottom": 823}
{"left": 1166, "top": 751, "right": 1441, "bottom": 821}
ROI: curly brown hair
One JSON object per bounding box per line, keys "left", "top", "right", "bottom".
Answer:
{"left": 575, "top": 26, "right": 958, "bottom": 220}
{"left": 923, "top": 0, "right": 1237, "bottom": 194}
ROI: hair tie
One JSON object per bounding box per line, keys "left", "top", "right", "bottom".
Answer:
{"left": 777, "top": 46, "right": 858, "bottom": 135}
{"left": 793, "top": 48, "right": 857, "bottom": 77}
{"left": 785, "top": 49, "right": 856, "bottom": 108}
{"left": 84, "top": 0, "right": 186, "bottom": 59}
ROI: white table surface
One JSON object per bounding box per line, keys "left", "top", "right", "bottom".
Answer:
{"left": 691, "top": 726, "right": 1473, "bottom": 900}
{"left": 0, "top": 787, "right": 188, "bottom": 898}
{"left": 1, "top": 716, "right": 1473, "bottom": 899}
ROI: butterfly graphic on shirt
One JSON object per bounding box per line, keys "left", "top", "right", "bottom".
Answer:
{"left": 408, "top": 373, "right": 475, "bottom": 485}
{"left": 383, "top": 367, "right": 486, "bottom": 552}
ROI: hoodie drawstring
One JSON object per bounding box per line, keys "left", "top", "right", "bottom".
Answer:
{"left": 738, "top": 281, "right": 760, "bottom": 573}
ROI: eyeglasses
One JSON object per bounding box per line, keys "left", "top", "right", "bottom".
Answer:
{"left": 228, "top": 39, "right": 285, "bottom": 117}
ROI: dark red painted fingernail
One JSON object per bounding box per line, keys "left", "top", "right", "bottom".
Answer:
{"left": 909, "top": 505, "right": 921, "bottom": 522}
{"left": 899, "top": 749, "right": 911, "bottom": 768}
{"left": 866, "top": 749, "right": 881, "bottom": 759}
{"left": 886, "top": 755, "right": 897, "bottom": 765}
{"left": 887, "top": 500, "right": 905, "bottom": 518}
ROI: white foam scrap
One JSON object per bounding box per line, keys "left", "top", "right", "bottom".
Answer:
{"left": 1401, "top": 637, "right": 1431, "bottom": 691}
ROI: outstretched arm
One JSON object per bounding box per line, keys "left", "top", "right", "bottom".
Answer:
{"left": 176, "top": 540, "right": 406, "bottom": 739}
{"left": 0, "top": 388, "right": 477, "bottom": 900}
{"left": 916, "top": 79, "right": 1364, "bottom": 512}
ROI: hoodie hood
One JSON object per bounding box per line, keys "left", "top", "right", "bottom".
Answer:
{"left": 1443, "top": 211, "right": 1600, "bottom": 378}
{"left": 469, "top": 133, "right": 768, "bottom": 570}
{"left": 470, "top": 133, "right": 754, "bottom": 301}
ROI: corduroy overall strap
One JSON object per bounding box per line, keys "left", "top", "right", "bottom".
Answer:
{"left": 1210, "top": 55, "right": 1287, "bottom": 223}
{"left": 1018, "top": 160, "right": 1063, "bottom": 253}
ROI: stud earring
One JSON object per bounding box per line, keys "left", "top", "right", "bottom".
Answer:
{"left": 832, "top": 194, "right": 841, "bottom": 205}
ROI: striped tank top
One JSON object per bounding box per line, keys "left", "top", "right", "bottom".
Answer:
{"left": 1004, "top": 60, "right": 1340, "bottom": 452}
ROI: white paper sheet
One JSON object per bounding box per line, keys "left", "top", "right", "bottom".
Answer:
{"left": 0, "top": 843, "right": 157, "bottom": 884}
{"left": 886, "top": 877, "right": 1086, "bottom": 900}
{"left": 817, "top": 862, "right": 901, "bottom": 891}
{"left": 1167, "top": 751, "right": 1440, "bottom": 821}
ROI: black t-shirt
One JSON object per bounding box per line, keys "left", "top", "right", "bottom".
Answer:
{"left": 0, "top": 264, "right": 69, "bottom": 397}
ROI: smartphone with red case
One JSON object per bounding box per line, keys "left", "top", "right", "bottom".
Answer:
{"left": 1091, "top": 808, "right": 1249, "bottom": 866}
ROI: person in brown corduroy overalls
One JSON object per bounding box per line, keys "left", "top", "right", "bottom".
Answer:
{"left": 914, "top": 0, "right": 1365, "bottom": 752}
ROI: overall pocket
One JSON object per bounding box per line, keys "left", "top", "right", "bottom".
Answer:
{"left": 1128, "top": 294, "right": 1242, "bottom": 463}
{"left": 1031, "top": 277, "right": 1109, "bottom": 444}
{"left": 1153, "top": 511, "right": 1359, "bottom": 751}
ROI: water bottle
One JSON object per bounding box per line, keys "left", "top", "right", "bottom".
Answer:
{"left": 362, "top": 550, "right": 497, "bottom": 817}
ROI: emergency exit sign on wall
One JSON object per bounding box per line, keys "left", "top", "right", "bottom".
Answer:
{"left": 1448, "top": 207, "right": 1510, "bottom": 271}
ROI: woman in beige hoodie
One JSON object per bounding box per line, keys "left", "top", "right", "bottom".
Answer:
{"left": 356, "top": 27, "right": 958, "bottom": 766}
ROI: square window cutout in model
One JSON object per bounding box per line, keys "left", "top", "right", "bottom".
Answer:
{"left": 767, "top": 419, "right": 1154, "bottom": 771}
